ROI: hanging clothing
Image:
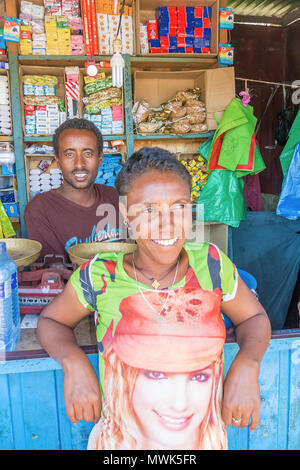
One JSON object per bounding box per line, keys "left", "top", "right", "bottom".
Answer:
{"left": 207, "top": 98, "right": 266, "bottom": 177}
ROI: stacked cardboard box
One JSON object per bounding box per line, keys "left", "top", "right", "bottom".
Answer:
{"left": 141, "top": 5, "right": 212, "bottom": 54}
{"left": 96, "top": 1, "right": 134, "bottom": 55}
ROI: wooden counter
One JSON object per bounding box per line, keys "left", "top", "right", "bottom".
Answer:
{"left": 0, "top": 320, "right": 299, "bottom": 450}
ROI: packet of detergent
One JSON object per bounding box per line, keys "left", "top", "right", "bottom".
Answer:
{"left": 218, "top": 43, "right": 234, "bottom": 65}
{"left": 0, "top": 200, "right": 16, "bottom": 238}
{"left": 3, "top": 17, "right": 22, "bottom": 43}
{"left": 219, "top": 8, "right": 234, "bottom": 30}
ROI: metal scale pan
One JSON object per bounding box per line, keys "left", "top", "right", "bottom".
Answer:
{"left": 68, "top": 241, "right": 137, "bottom": 266}
{"left": 1, "top": 238, "right": 42, "bottom": 267}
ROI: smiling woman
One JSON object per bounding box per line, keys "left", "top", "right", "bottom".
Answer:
{"left": 37, "top": 146, "right": 271, "bottom": 450}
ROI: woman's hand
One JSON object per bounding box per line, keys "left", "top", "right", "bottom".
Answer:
{"left": 37, "top": 281, "right": 102, "bottom": 425}
{"left": 63, "top": 354, "right": 102, "bottom": 425}
{"left": 222, "top": 353, "right": 261, "bottom": 430}
{"left": 221, "top": 275, "right": 271, "bottom": 431}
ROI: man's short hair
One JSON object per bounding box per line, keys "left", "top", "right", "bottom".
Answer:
{"left": 53, "top": 118, "right": 104, "bottom": 156}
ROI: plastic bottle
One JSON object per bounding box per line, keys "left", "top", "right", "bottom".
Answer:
{"left": 0, "top": 242, "right": 20, "bottom": 351}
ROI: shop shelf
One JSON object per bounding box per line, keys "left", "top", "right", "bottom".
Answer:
{"left": 134, "top": 131, "right": 214, "bottom": 140}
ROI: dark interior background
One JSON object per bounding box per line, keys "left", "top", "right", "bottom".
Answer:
{"left": 231, "top": 21, "right": 300, "bottom": 196}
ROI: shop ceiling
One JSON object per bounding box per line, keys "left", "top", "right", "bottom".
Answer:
{"left": 227, "top": 0, "right": 300, "bottom": 26}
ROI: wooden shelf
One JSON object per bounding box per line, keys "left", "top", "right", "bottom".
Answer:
{"left": 134, "top": 131, "right": 214, "bottom": 140}
{"left": 24, "top": 134, "right": 126, "bottom": 142}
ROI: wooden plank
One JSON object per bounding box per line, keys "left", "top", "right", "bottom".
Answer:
{"left": 19, "top": 371, "right": 60, "bottom": 450}
{"left": 24, "top": 135, "right": 126, "bottom": 142}
{"left": 5, "top": 0, "right": 27, "bottom": 236}
{"left": 134, "top": 132, "right": 214, "bottom": 140}
{"left": 54, "top": 368, "right": 73, "bottom": 450}
{"left": 123, "top": 53, "right": 135, "bottom": 157}
{"left": 248, "top": 349, "right": 279, "bottom": 449}
{"left": 0, "top": 374, "right": 14, "bottom": 449}
{"left": 7, "top": 373, "right": 27, "bottom": 450}
{"left": 288, "top": 338, "right": 300, "bottom": 449}
{"left": 8, "top": 54, "right": 27, "bottom": 237}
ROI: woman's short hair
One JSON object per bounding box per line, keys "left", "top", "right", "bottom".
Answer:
{"left": 115, "top": 147, "right": 192, "bottom": 196}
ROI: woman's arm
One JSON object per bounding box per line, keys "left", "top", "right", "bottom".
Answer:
{"left": 37, "top": 280, "right": 102, "bottom": 425}
{"left": 221, "top": 274, "right": 271, "bottom": 430}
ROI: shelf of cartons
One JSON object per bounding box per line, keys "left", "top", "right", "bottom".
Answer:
{"left": 5, "top": 0, "right": 231, "bottom": 255}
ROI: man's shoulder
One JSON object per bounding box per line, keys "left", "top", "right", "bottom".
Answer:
{"left": 24, "top": 190, "right": 59, "bottom": 218}
{"left": 95, "top": 184, "right": 119, "bottom": 203}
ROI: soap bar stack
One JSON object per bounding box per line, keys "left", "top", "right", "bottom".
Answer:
{"left": 29, "top": 168, "right": 63, "bottom": 199}
{"left": 94, "top": 153, "right": 123, "bottom": 188}
{"left": 0, "top": 76, "right": 11, "bottom": 135}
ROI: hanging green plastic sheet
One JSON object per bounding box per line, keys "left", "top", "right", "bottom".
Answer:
{"left": 197, "top": 169, "right": 247, "bottom": 228}
{"left": 197, "top": 98, "right": 266, "bottom": 228}
{"left": 206, "top": 98, "right": 265, "bottom": 176}
{"left": 279, "top": 109, "right": 300, "bottom": 185}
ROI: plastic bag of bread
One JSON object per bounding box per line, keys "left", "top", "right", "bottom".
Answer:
{"left": 185, "top": 105, "right": 206, "bottom": 116}
{"left": 132, "top": 100, "right": 150, "bottom": 124}
{"left": 190, "top": 123, "right": 208, "bottom": 133}
{"left": 185, "top": 98, "right": 205, "bottom": 108}
{"left": 175, "top": 90, "right": 196, "bottom": 102}
{"left": 188, "top": 113, "right": 207, "bottom": 124}
{"left": 171, "top": 121, "right": 191, "bottom": 134}
{"left": 138, "top": 122, "right": 162, "bottom": 134}
{"left": 171, "top": 105, "right": 187, "bottom": 119}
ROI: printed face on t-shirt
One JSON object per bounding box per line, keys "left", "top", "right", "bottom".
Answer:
{"left": 55, "top": 129, "right": 102, "bottom": 190}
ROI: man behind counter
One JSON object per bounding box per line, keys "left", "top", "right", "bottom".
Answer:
{"left": 25, "top": 118, "right": 124, "bottom": 263}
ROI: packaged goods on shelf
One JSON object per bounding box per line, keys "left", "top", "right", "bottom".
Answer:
{"left": 180, "top": 155, "right": 209, "bottom": 202}
{"left": 139, "top": 24, "right": 149, "bottom": 54}
{"left": 134, "top": 68, "right": 236, "bottom": 131}
{"left": 133, "top": 87, "right": 208, "bottom": 135}
{"left": 218, "top": 43, "right": 234, "bottom": 65}
{"left": 139, "top": 5, "right": 212, "bottom": 54}
{"left": 0, "top": 29, "right": 6, "bottom": 55}
{"left": 0, "top": 145, "right": 18, "bottom": 219}
{"left": 219, "top": 7, "right": 234, "bottom": 30}
{"left": 29, "top": 166, "right": 63, "bottom": 199}
{"left": 0, "top": 144, "right": 15, "bottom": 165}
{"left": 65, "top": 67, "right": 81, "bottom": 119}
{"left": 82, "top": 0, "right": 99, "bottom": 56}
{"left": 0, "top": 76, "right": 12, "bottom": 135}
{"left": 96, "top": 6, "right": 134, "bottom": 55}
{"left": 82, "top": 72, "right": 124, "bottom": 135}
{"left": 94, "top": 151, "right": 123, "bottom": 188}
{"left": 3, "top": 17, "right": 22, "bottom": 43}
{"left": 22, "top": 74, "right": 66, "bottom": 135}
{"left": 19, "top": 0, "right": 84, "bottom": 55}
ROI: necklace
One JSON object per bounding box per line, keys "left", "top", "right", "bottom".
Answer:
{"left": 132, "top": 252, "right": 180, "bottom": 318}
{"left": 132, "top": 257, "right": 179, "bottom": 290}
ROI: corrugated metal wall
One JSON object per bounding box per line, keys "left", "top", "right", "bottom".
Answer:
{"left": 227, "top": 0, "right": 299, "bottom": 19}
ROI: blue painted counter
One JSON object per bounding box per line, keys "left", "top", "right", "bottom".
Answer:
{"left": 0, "top": 331, "right": 299, "bottom": 450}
